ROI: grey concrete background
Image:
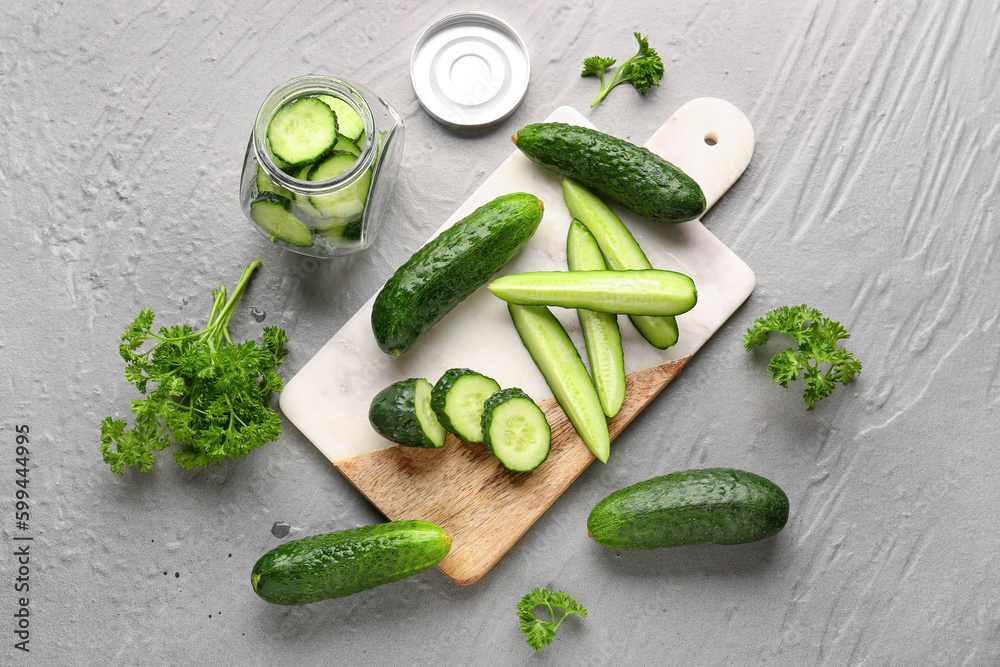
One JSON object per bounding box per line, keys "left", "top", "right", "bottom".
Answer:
{"left": 2, "top": 0, "right": 998, "bottom": 664}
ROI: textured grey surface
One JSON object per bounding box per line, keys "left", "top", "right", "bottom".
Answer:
{"left": 2, "top": 0, "right": 999, "bottom": 664}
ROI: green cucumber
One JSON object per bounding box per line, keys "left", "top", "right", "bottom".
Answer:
{"left": 431, "top": 368, "right": 501, "bottom": 443}
{"left": 368, "top": 378, "right": 447, "bottom": 448}
{"left": 567, "top": 220, "right": 625, "bottom": 418}
{"left": 251, "top": 520, "right": 452, "bottom": 605}
{"left": 488, "top": 269, "right": 697, "bottom": 316}
{"left": 507, "top": 303, "right": 610, "bottom": 463}
{"left": 563, "top": 178, "right": 680, "bottom": 349}
{"left": 267, "top": 96, "right": 339, "bottom": 166}
{"left": 480, "top": 387, "right": 551, "bottom": 472}
{"left": 587, "top": 468, "right": 790, "bottom": 549}
{"left": 249, "top": 191, "right": 313, "bottom": 247}
{"left": 512, "top": 122, "right": 706, "bottom": 223}
{"left": 371, "top": 192, "right": 544, "bottom": 356}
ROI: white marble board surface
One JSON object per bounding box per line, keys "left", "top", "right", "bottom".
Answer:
{"left": 280, "top": 98, "right": 755, "bottom": 464}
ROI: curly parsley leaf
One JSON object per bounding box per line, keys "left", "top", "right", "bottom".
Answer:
{"left": 516, "top": 587, "right": 587, "bottom": 652}
{"left": 743, "top": 304, "right": 862, "bottom": 409}
{"left": 582, "top": 32, "right": 664, "bottom": 108}
{"left": 100, "top": 260, "right": 289, "bottom": 473}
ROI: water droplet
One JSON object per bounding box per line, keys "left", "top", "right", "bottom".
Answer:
{"left": 271, "top": 521, "right": 291, "bottom": 538}
{"left": 250, "top": 307, "right": 266, "bottom": 322}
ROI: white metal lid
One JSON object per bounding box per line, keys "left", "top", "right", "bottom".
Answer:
{"left": 410, "top": 12, "right": 530, "bottom": 129}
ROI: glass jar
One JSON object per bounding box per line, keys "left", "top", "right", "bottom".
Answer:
{"left": 240, "top": 75, "right": 404, "bottom": 257}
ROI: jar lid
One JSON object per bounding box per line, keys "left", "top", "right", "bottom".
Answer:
{"left": 410, "top": 12, "right": 530, "bottom": 129}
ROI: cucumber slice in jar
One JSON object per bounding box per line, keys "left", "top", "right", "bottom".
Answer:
{"left": 267, "top": 96, "right": 339, "bottom": 166}
{"left": 481, "top": 387, "right": 551, "bottom": 472}
{"left": 319, "top": 95, "right": 366, "bottom": 143}
{"left": 431, "top": 368, "right": 502, "bottom": 443}
{"left": 255, "top": 165, "right": 293, "bottom": 199}
{"left": 249, "top": 192, "right": 314, "bottom": 247}
{"left": 368, "top": 378, "right": 447, "bottom": 449}
{"left": 307, "top": 152, "right": 372, "bottom": 219}
{"left": 333, "top": 134, "right": 362, "bottom": 156}
{"left": 288, "top": 163, "right": 326, "bottom": 224}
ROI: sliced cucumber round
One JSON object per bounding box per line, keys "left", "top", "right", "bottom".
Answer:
{"left": 333, "top": 134, "right": 361, "bottom": 156}
{"left": 431, "top": 368, "right": 501, "bottom": 443}
{"left": 369, "top": 378, "right": 447, "bottom": 448}
{"left": 319, "top": 95, "right": 366, "bottom": 143}
{"left": 307, "top": 152, "right": 372, "bottom": 219}
{"left": 481, "top": 387, "right": 551, "bottom": 472}
{"left": 267, "top": 96, "right": 338, "bottom": 166}
{"left": 249, "top": 192, "right": 313, "bottom": 247}
{"left": 255, "top": 164, "right": 292, "bottom": 199}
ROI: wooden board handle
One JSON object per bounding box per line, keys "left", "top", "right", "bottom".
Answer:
{"left": 336, "top": 358, "right": 689, "bottom": 585}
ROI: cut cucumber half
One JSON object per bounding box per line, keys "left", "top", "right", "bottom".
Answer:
{"left": 431, "top": 368, "right": 501, "bottom": 443}
{"left": 563, "top": 178, "right": 680, "bottom": 349}
{"left": 481, "top": 387, "right": 551, "bottom": 472}
{"left": 319, "top": 95, "right": 366, "bottom": 143}
{"left": 249, "top": 192, "right": 313, "bottom": 247}
{"left": 567, "top": 219, "right": 625, "bottom": 418}
{"left": 507, "top": 303, "right": 610, "bottom": 463}
{"left": 368, "top": 378, "right": 447, "bottom": 448}
{"left": 267, "top": 96, "right": 338, "bottom": 166}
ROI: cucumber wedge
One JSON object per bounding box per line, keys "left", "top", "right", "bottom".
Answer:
{"left": 431, "top": 368, "right": 501, "bottom": 443}
{"left": 481, "top": 387, "right": 551, "bottom": 472}
{"left": 488, "top": 269, "right": 697, "bottom": 316}
{"left": 567, "top": 220, "right": 625, "bottom": 418}
{"left": 368, "top": 378, "right": 447, "bottom": 448}
{"left": 563, "top": 178, "right": 680, "bottom": 349}
{"left": 507, "top": 304, "right": 610, "bottom": 463}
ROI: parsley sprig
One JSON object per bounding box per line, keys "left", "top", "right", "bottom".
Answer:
{"left": 743, "top": 304, "right": 862, "bottom": 409}
{"left": 516, "top": 587, "right": 587, "bottom": 652}
{"left": 582, "top": 32, "right": 664, "bottom": 108}
{"left": 100, "top": 259, "right": 289, "bottom": 473}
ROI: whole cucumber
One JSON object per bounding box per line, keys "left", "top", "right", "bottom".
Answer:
{"left": 513, "top": 123, "right": 705, "bottom": 223}
{"left": 371, "top": 192, "right": 544, "bottom": 356}
{"left": 587, "top": 468, "right": 789, "bottom": 549}
{"left": 251, "top": 520, "right": 452, "bottom": 605}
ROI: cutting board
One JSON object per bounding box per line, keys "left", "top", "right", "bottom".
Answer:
{"left": 279, "top": 98, "right": 756, "bottom": 585}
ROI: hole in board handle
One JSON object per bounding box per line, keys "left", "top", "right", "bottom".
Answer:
{"left": 704, "top": 132, "right": 719, "bottom": 146}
